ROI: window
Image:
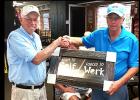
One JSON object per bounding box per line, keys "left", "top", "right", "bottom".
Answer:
{"left": 97, "top": 4, "right": 132, "bottom": 32}
{"left": 43, "top": 13, "right": 50, "bottom": 31}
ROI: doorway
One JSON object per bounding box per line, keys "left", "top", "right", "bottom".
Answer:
{"left": 69, "top": 4, "right": 85, "bottom": 37}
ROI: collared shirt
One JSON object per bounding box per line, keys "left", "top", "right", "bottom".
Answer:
{"left": 82, "top": 26, "right": 139, "bottom": 80}
{"left": 7, "top": 26, "right": 46, "bottom": 85}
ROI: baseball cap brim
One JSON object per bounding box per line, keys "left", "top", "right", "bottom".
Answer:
{"left": 107, "top": 11, "right": 124, "bottom": 17}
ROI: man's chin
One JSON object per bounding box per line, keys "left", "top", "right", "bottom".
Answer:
{"left": 31, "top": 28, "right": 36, "bottom": 32}
{"left": 109, "top": 27, "right": 117, "bottom": 31}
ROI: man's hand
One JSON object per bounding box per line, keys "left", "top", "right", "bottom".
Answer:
{"left": 69, "top": 95, "right": 80, "bottom": 100}
{"left": 60, "top": 35, "right": 71, "bottom": 48}
{"left": 106, "top": 80, "right": 122, "bottom": 95}
{"left": 61, "top": 35, "right": 79, "bottom": 50}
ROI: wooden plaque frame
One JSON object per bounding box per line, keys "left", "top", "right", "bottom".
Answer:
{"left": 47, "top": 48, "right": 116, "bottom": 88}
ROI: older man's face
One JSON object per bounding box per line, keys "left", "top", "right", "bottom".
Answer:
{"left": 20, "top": 12, "right": 39, "bottom": 34}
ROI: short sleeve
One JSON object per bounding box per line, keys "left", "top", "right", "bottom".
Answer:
{"left": 128, "top": 39, "right": 139, "bottom": 67}
{"left": 7, "top": 32, "right": 37, "bottom": 62}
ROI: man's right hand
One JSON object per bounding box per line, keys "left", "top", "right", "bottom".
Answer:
{"left": 60, "top": 35, "right": 71, "bottom": 48}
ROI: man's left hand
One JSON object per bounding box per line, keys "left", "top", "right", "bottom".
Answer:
{"left": 107, "top": 80, "right": 122, "bottom": 95}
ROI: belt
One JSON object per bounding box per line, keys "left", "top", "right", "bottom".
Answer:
{"left": 12, "top": 82, "right": 45, "bottom": 89}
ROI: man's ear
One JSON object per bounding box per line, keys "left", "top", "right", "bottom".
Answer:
{"left": 18, "top": 14, "right": 21, "bottom": 20}
{"left": 18, "top": 14, "right": 22, "bottom": 22}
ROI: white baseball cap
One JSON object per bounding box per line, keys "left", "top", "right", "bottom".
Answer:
{"left": 21, "top": 5, "right": 40, "bottom": 17}
{"left": 107, "top": 3, "right": 126, "bottom": 17}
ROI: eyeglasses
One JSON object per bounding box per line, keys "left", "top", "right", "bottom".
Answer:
{"left": 23, "top": 16, "right": 38, "bottom": 22}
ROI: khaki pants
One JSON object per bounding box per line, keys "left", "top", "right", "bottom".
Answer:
{"left": 11, "top": 85, "right": 47, "bottom": 100}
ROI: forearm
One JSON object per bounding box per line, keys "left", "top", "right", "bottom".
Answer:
{"left": 107, "top": 67, "right": 139, "bottom": 95}
{"left": 69, "top": 37, "right": 83, "bottom": 46}
{"left": 55, "top": 83, "right": 66, "bottom": 92}
{"left": 55, "top": 83, "right": 76, "bottom": 93}
{"left": 32, "top": 40, "right": 60, "bottom": 64}
{"left": 117, "top": 67, "right": 139, "bottom": 86}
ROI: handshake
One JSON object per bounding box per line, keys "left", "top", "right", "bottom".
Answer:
{"left": 54, "top": 35, "right": 78, "bottom": 49}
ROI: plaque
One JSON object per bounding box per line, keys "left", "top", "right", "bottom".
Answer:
{"left": 47, "top": 48, "right": 116, "bottom": 89}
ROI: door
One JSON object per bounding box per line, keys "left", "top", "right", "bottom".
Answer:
{"left": 69, "top": 4, "right": 85, "bottom": 37}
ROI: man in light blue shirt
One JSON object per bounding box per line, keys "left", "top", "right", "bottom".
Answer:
{"left": 62, "top": 3, "right": 139, "bottom": 100}
{"left": 7, "top": 5, "right": 64, "bottom": 100}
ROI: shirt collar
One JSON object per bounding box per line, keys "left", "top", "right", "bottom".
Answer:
{"left": 118, "top": 26, "right": 128, "bottom": 38}
{"left": 104, "top": 26, "right": 128, "bottom": 39}
{"left": 20, "top": 26, "right": 35, "bottom": 39}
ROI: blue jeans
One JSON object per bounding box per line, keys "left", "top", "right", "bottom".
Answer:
{"left": 91, "top": 85, "right": 129, "bottom": 100}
